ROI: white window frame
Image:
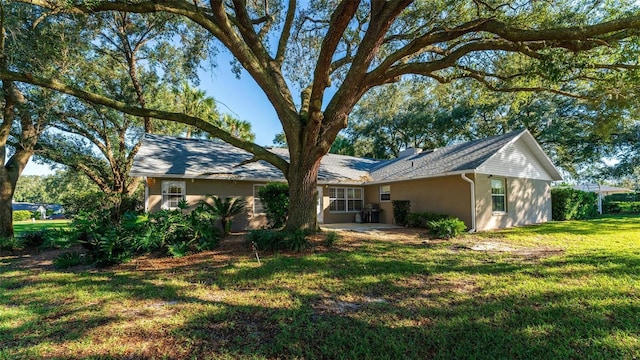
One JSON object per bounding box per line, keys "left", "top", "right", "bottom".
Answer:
{"left": 380, "top": 185, "right": 391, "bottom": 202}
{"left": 328, "top": 187, "right": 364, "bottom": 213}
{"left": 491, "top": 178, "right": 507, "bottom": 214}
{"left": 253, "top": 184, "right": 266, "bottom": 215}
{"left": 161, "top": 181, "right": 186, "bottom": 210}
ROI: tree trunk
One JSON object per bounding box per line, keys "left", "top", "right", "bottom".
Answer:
{"left": 285, "top": 155, "right": 322, "bottom": 232}
{"left": 0, "top": 169, "right": 17, "bottom": 238}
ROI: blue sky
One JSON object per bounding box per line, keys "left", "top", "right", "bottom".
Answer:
{"left": 22, "top": 53, "right": 285, "bottom": 176}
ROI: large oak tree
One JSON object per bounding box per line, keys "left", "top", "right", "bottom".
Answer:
{"left": 0, "top": 2, "right": 88, "bottom": 237}
{"left": 4, "top": 0, "right": 640, "bottom": 231}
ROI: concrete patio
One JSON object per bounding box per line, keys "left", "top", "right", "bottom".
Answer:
{"left": 320, "top": 223, "right": 403, "bottom": 232}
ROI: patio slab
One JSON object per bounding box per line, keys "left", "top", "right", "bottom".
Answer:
{"left": 320, "top": 223, "right": 403, "bottom": 232}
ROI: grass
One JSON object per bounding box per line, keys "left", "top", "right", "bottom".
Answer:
{"left": 1, "top": 215, "right": 639, "bottom": 359}
{"left": 12, "top": 220, "right": 70, "bottom": 237}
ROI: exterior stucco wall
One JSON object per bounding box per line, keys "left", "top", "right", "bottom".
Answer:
{"left": 363, "top": 176, "right": 474, "bottom": 227}
{"left": 318, "top": 185, "right": 365, "bottom": 224}
{"left": 147, "top": 177, "right": 267, "bottom": 231}
{"left": 474, "top": 176, "right": 551, "bottom": 231}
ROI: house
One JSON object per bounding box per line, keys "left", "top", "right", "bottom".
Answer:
{"left": 130, "top": 129, "right": 563, "bottom": 232}
{"left": 11, "top": 201, "right": 64, "bottom": 219}
{"left": 569, "top": 184, "right": 634, "bottom": 214}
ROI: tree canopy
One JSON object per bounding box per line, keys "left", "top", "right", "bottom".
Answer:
{"left": 3, "top": 0, "right": 640, "bottom": 230}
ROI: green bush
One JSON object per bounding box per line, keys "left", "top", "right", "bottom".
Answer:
{"left": 0, "top": 237, "right": 19, "bottom": 250}
{"left": 12, "top": 210, "right": 33, "bottom": 222}
{"left": 247, "top": 229, "right": 286, "bottom": 251}
{"left": 604, "top": 201, "right": 640, "bottom": 214}
{"left": 70, "top": 201, "right": 221, "bottom": 267}
{"left": 427, "top": 218, "right": 467, "bottom": 239}
{"left": 54, "top": 251, "right": 86, "bottom": 269}
{"left": 246, "top": 229, "right": 310, "bottom": 252}
{"left": 324, "top": 231, "right": 340, "bottom": 247}
{"left": 197, "top": 195, "right": 247, "bottom": 235}
{"left": 258, "top": 183, "right": 289, "bottom": 229}
{"left": 551, "top": 188, "right": 598, "bottom": 221}
{"left": 406, "top": 212, "right": 450, "bottom": 228}
{"left": 604, "top": 192, "right": 639, "bottom": 203}
{"left": 18, "top": 230, "right": 48, "bottom": 248}
{"left": 392, "top": 200, "right": 411, "bottom": 226}
{"left": 41, "top": 228, "right": 75, "bottom": 249}
{"left": 282, "top": 230, "right": 311, "bottom": 252}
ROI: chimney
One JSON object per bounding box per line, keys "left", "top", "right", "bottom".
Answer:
{"left": 398, "top": 147, "right": 423, "bottom": 158}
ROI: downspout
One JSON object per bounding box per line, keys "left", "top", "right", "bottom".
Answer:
{"left": 144, "top": 177, "right": 149, "bottom": 213}
{"left": 461, "top": 173, "right": 477, "bottom": 233}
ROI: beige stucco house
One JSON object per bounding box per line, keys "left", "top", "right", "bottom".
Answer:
{"left": 130, "top": 130, "right": 562, "bottom": 232}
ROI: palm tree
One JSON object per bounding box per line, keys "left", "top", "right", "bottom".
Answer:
{"left": 198, "top": 195, "right": 248, "bottom": 235}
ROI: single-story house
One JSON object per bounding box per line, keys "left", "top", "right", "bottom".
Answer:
{"left": 11, "top": 201, "right": 64, "bottom": 219}
{"left": 570, "top": 184, "right": 634, "bottom": 214}
{"left": 130, "top": 129, "right": 563, "bottom": 232}
{"left": 571, "top": 184, "right": 633, "bottom": 197}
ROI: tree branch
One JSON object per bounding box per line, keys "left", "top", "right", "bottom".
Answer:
{"left": 275, "top": 0, "right": 296, "bottom": 66}
{"left": 0, "top": 69, "right": 290, "bottom": 173}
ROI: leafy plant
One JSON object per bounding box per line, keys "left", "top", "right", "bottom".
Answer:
{"left": 282, "top": 230, "right": 310, "bottom": 252}
{"left": 0, "top": 237, "right": 19, "bottom": 251}
{"left": 391, "top": 200, "right": 411, "bottom": 226}
{"left": 258, "top": 183, "right": 289, "bottom": 229}
{"left": 246, "top": 229, "right": 310, "bottom": 252}
{"left": 53, "top": 251, "right": 86, "bottom": 269}
{"left": 246, "top": 230, "right": 286, "bottom": 251}
{"left": 604, "top": 201, "right": 640, "bottom": 214}
{"left": 198, "top": 195, "right": 246, "bottom": 235}
{"left": 406, "top": 212, "right": 450, "bottom": 228}
{"left": 551, "top": 188, "right": 598, "bottom": 220}
{"left": 12, "top": 210, "right": 33, "bottom": 222}
{"left": 18, "top": 230, "right": 48, "bottom": 248}
{"left": 69, "top": 203, "right": 221, "bottom": 267}
{"left": 427, "top": 218, "right": 467, "bottom": 239}
{"left": 324, "top": 231, "right": 341, "bottom": 247}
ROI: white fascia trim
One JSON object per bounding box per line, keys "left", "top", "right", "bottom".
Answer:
{"left": 130, "top": 172, "right": 287, "bottom": 183}
{"left": 362, "top": 170, "right": 474, "bottom": 186}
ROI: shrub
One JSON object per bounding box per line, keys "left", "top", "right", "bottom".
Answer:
{"left": 324, "top": 231, "right": 340, "bottom": 247}
{"left": 197, "top": 195, "right": 246, "bottom": 235}
{"left": 604, "top": 201, "right": 640, "bottom": 214}
{"left": 258, "top": 183, "right": 289, "bottom": 229}
{"left": 246, "top": 229, "right": 310, "bottom": 252}
{"left": 406, "top": 212, "right": 450, "bottom": 228}
{"left": 427, "top": 218, "right": 467, "bottom": 239}
{"left": 12, "top": 210, "right": 33, "bottom": 222}
{"left": 392, "top": 200, "right": 411, "bottom": 226}
{"left": 604, "top": 192, "right": 639, "bottom": 203}
{"left": 69, "top": 202, "right": 221, "bottom": 267}
{"left": 41, "top": 228, "right": 75, "bottom": 249}
{"left": 19, "top": 230, "right": 48, "bottom": 248}
{"left": 551, "top": 188, "right": 598, "bottom": 221}
{"left": 0, "top": 237, "right": 19, "bottom": 250}
{"left": 54, "top": 251, "right": 85, "bottom": 269}
{"left": 282, "top": 230, "right": 310, "bottom": 252}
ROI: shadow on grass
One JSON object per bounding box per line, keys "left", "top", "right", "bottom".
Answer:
{"left": 493, "top": 214, "right": 640, "bottom": 237}
{"left": 1, "top": 239, "right": 639, "bottom": 359}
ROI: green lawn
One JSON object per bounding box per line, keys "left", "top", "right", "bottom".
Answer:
{"left": 12, "top": 220, "right": 70, "bottom": 237}
{"left": 1, "top": 215, "right": 639, "bottom": 359}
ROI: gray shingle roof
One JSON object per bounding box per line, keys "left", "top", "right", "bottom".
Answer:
{"left": 130, "top": 134, "right": 379, "bottom": 183}
{"left": 131, "top": 130, "right": 547, "bottom": 184}
{"left": 369, "top": 130, "right": 524, "bottom": 182}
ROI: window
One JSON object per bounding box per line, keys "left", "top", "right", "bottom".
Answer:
{"left": 329, "top": 187, "right": 363, "bottom": 212}
{"left": 491, "top": 178, "right": 506, "bottom": 213}
{"left": 380, "top": 185, "right": 391, "bottom": 202}
{"left": 162, "top": 181, "right": 186, "bottom": 210}
{"left": 253, "top": 184, "right": 265, "bottom": 214}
